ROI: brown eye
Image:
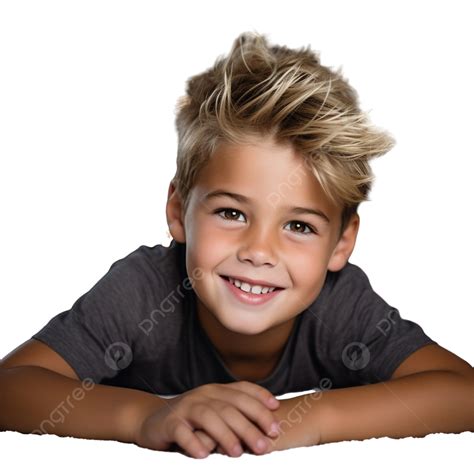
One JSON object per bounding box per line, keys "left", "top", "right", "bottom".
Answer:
{"left": 214, "top": 207, "right": 243, "bottom": 221}
{"left": 285, "top": 221, "right": 315, "bottom": 235}
{"left": 216, "top": 208, "right": 243, "bottom": 221}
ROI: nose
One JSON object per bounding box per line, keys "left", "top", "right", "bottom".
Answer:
{"left": 236, "top": 225, "right": 278, "bottom": 266}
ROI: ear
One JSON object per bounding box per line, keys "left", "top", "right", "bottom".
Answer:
{"left": 327, "top": 212, "right": 360, "bottom": 272}
{"left": 165, "top": 181, "right": 186, "bottom": 243}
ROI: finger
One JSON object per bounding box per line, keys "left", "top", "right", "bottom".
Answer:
{"left": 170, "top": 418, "right": 211, "bottom": 459}
{"left": 216, "top": 402, "right": 273, "bottom": 455}
{"left": 194, "top": 429, "right": 218, "bottom": 452}
{"left": 188, "top": 404, "right": 244, "bottom": 458}
{"left": 222, "top": 384, "right": 281, "bottom": 439}
{"left": 230, "top": 381, "right": 280, "bottom": 411}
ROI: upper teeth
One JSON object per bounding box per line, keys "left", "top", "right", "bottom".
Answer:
{"left": 228, "top": 277, "right": 276, "bottom": 294}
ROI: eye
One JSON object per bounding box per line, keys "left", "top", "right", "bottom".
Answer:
{"left": 213, "top": 208, "right": 317, "bottom": 235}
{"left": 285, "top": 221, "right": 315, "bottom": 235}
{"left": 215, "top": 208, "right": 246, "bottom": 222}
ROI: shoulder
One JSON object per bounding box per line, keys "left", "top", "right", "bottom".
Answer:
{"left": 312, "top": 261, "right": 372, "bottom": 312}
{"left": 110, "top": 239, "right": 182, "bottom": 275}
{"left": 99, "top": 239, "right": 186, "bottom": 291}
{"left": 69, "top": 239, "right": 188, "bottom": 333}
{"left": 331, "top": 261, "right": 371, "bottom": 288}
{"left": 299, "top": 261, "right": 382, "bottom": 348}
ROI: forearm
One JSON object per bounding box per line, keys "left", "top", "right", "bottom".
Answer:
{"left": 0, "top": 366, "right": 167, "bottom": 443}
{"left": 271, "top": 370, "right": 473, "bottom": 451}
{"left": 319, "top": 370, "right": 473, "bottom": 443}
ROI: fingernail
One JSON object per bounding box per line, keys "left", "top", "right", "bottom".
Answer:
{"left": 257, "top": 438, "right": 267, "bottom": 451}
{"left": 268, "top": 396, "right": 279, "bottom": 406}
{"left": 268, "top": 421, "right": 279, "bottom": 436}
{"left": 232, "top": 444, "right": 243, "bottom": 456}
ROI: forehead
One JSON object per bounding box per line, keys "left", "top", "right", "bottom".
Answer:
{"left": 193, "top": 138, "right": 339, "bottom": 217}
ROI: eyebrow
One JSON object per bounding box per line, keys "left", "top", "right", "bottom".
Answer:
{"left": 202, "top": 189, "right": 331, "bottom": 224}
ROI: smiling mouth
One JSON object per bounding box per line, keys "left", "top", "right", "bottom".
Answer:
{"left": 220, "top": 275, "right": 284, "bottom": 291}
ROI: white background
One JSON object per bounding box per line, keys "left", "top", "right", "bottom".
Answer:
{"left": 0, "top": 0, "right": 472, "bottom": 471}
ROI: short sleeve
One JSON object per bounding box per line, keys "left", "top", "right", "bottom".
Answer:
{"left": 31, "top": 249, "right": 155, "bottom": 383}
{"left": 316, "top": 263, "right": 438, "bottom": 387}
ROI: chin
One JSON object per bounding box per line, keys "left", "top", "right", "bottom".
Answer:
{"left": 229, "top": 317, "right": 274, "bottom": 336}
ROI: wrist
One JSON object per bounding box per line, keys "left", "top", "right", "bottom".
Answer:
{"left": 119, "top": 392, "right": 170, "bottom": 445}
{"left": 269, "top": 393, "right": 328, "bottom": 451}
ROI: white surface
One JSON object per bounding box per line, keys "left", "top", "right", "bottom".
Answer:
{"left": 0, "top": 0, "right": 472, "bottom": 470}
{"left": 0, "top": 431, "right": 472, "bottom": 473}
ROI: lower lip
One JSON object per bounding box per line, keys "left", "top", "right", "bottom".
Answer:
{"left": 220, "top": 275, "right": 284, "bottom": 306}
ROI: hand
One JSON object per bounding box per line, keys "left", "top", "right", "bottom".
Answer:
{"left": 133, "top": 381, "right": 281, "bottom": 458}
{"left": 203, "top": 395, "right": 325, "bottom": 456}
{"left": 190, "top": 429, "right": 259, "bottom": 455}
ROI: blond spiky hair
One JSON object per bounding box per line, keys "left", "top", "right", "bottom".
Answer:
{"left": 171, "top": 31, "right": 396, "bottom": 238}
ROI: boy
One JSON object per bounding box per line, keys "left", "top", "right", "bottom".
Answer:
{"left": 0, "top": 31, "right": 472, "bottom": 459}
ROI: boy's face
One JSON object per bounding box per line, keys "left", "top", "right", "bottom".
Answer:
{"left": 167, "top": 135, "right": 359, "bottom": 337}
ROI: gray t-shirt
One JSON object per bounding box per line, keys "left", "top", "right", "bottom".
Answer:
{"left": 32, "top": 239, "right": 437, "bottom": 397}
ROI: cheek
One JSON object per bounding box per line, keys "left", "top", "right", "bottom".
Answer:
{"left": 288, "top": 252, "right": 327, "bottom": 297}
{"left": 288, "top": 249, "right": 325, "bottom": 278}
{"left": 185, "top": 234, "right": 228, "bottom": 275}
{"left": 295, "top": 267, "right": 325, "bottom": 294}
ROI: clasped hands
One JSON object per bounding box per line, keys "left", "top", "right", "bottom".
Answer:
{"left": 134, "top": 380, "right": 320, "bottom": 458}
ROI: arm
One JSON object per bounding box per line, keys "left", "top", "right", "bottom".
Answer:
{"left": 0, "top": 366, "right": 167, "bottom": 443}
{"left": 267, "top": 345, "right": 474, "bottom": 452}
